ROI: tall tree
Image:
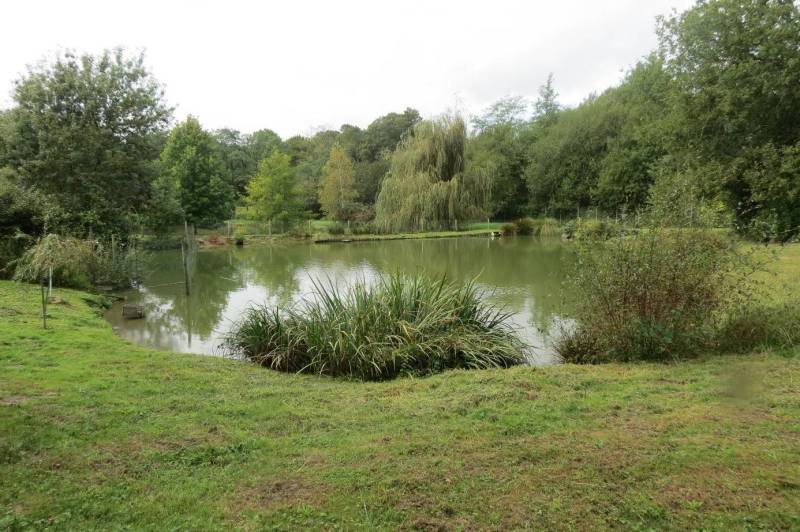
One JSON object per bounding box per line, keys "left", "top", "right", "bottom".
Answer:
{"left": 247, "top": 129, "right": 282, "bottom": 167}
{"left": 468, "top": 96, "right": 530, "bottom": 219}
{"left": 319, "top": 144, "right": 358, "bottom": 221}
{"left": 532, "top": 74, "right": 561, "bottom": 126}
{"left": 160, "top": 117, "right": 233, "bottom": 227}
{"left": 7, "top": 48, "right": 171, "bottom": 237}
{"left": 213, "top": 128, "right": 252, "bottom": 197}
{"left": 658, "top": 0, "right": 800, "bottom": 238}
{"left": 245, "top": 150, "right": 304, "bottom": 224}
{"left": 375, "top": 115, "right": 488, "bottom": 232}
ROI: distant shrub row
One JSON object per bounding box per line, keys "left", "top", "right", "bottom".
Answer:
{"left": 501, "top": 218, "right": 561, "bottom": 237}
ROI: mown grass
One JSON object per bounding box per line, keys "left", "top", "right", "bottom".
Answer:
{"left": 0, "top": 248, "right": 799, "bottom": 529}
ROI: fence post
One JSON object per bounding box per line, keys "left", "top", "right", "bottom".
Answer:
{"left": 182, "top": 220, "right": 191, "bottom": 296}
{"left": 41, "top": 278, "right": 47, "bottom": 329}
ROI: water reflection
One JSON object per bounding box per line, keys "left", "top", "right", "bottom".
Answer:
{"left": 106, "top": 236, "right": 572, "bottom": 364}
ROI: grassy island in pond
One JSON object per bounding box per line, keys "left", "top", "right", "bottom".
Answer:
{"left": 223, "top": 274, "right": 526, "bottom": 380}
{"left": 1, "top": 277, "right": 799, "bottom": 530}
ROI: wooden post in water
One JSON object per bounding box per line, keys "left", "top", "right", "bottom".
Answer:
{"left": 182, "top": 220, "right": 191, "bottom": 296}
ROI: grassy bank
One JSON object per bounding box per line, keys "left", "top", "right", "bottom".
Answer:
{"left": 1, "top": 276, "right": 799, "bottom": 530}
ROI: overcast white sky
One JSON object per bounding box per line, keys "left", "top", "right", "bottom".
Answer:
{"left": 0, "top": 0, "right": 695, "bottom": 138}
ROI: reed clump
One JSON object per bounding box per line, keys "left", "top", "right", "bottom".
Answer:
{"left": 223, "top": 274, "right": 527, "bottom": 380}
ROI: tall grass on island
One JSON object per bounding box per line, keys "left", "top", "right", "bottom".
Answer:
{"left": 223, "top": 274, "right": 526, "bottom": 380}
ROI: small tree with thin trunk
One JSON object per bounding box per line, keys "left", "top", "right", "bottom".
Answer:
{"left": 319, "top": 144, "right": 358, "bottom": 221}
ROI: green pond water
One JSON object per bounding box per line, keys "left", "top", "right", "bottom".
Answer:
{"left": 105, "top": 236, "right": 573, "bottom": 364}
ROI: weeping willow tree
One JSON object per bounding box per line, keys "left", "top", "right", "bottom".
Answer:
{"left": 374, "top": 114, "right": 489, "bottom": 232}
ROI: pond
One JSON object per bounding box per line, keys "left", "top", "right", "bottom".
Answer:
{"left": 105, "top": 236, "right": 573, "bottom": 364}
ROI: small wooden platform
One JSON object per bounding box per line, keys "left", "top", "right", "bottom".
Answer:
{"left": 122, "top": 304, "right": 145, "bottom": 319}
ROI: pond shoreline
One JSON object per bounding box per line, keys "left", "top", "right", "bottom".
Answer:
{"left": 107, "top": 236, "right": 570, "bottom": 360}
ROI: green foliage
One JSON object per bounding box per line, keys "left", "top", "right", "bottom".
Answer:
{"left": 223, "top": 274, "right": 526, "bottom": 380}
{"left": 245, "top": 150, "right": 304, "bottom": 224}
{"left": 533, "top": 73, "right": 560, "bottom": 125}
{"left": 144, "top": 172, "right": 184, "bottom": 236}
{"left": 658, "top": 0, "right": 800, "bottom": 239}
{"left": 7, "top": 49, "right": 171, "bottom": 238}
{"left": 645, "top": 166, "right": 731, "bottom": 229}
{"left": 12, "top": 234, "right": 146, "bottom": 289}
{"left": 160, "top": 117, "right": 233, "bottom": 228}
{"left": 359, "top": 108, "right": 421, "bottom": 159}
{"left": 512, "top": 217, "right": 536, "bottom": 235}
{"left": 525, "top": 60, "right": 674, "bottom": 218}
{"left": 326, "top": 222, "right": 346, "bottom": 235}
{"left": 737, "top": 142, "right": 800, "bottom": 241}
{"left": 0, "top": 170, "right": 59, "bottom": 275}
{"left": 375, "top": 115, "right": 489, "bottom": 232}
{"left": 12, "top": 234, "right": 94, "bottom": 288}
{"left": 212, "top": 128, "right": 254, "bottom": 197}
{"left": 467, "top": 99, "right": 529, "bottom": 219}
{"left": 718, "top": 299, "right": 800, "bottom": 353}
{"left": 572, "top": 219, "right": 625, "bottom": 241}
{"left": 319, "top": 144, "right": 358, "bottom": 221}
{"left": 557, "top": 229, "right": 752, "bottom": 362}
{"left": 502, "top": 217, "right": 562, "bottom": 237}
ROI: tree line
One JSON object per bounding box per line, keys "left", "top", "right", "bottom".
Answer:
{"left": 2, "top": 0, "right": 799, "bottom": 274}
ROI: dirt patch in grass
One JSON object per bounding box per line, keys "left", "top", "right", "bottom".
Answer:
{"left": 232, "top": 476, "right": 327, "bottom": 515}
{"left": 654, "top": 465, "right": 785, "bottom": 513}
{"left": 1, "top": 395, "right": 28, "bottom": 406}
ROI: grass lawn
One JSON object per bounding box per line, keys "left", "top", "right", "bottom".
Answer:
{"left": 1, "top": 247, "right": 799, "bottom": 530}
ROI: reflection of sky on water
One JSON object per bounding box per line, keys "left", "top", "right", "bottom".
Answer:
{"left": 107, "top": 237, "right": 572, "bottom": 365}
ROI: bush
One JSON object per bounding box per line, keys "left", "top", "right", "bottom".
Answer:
{"left": 502, "top": 218, "right": 562, "bottom": 237}
{"left": 13, "top": 234, "right": 146, "bottom": 289}
{"left": 327, "top": 222, "right": 346, "bottom": 236}
{"left": 223, "top": 274, "right": 527, "bottom": 380}
{"left": 717, "top": 300, "right": 800, "bottom": 352}
{"left": 574, "top": 219, "right": 623, "bottom": 240}
{"left": 561, "top": 220, "right": 577, "bottom": 240}
{"left": 513, "top": 217, "right": 536, "bottom": 235}
{"left": 350, "top": 222, "right": 374, "bottom": 235}
{"left": 556, "top": 229, "right": 752, "bottom": 362}
{"left": 501, "top": 223, "right": 517, "bottom": 236}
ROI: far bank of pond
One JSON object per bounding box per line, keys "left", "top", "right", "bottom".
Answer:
{"left": 106, "top": 236, "right": 572, "bottom": 364}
